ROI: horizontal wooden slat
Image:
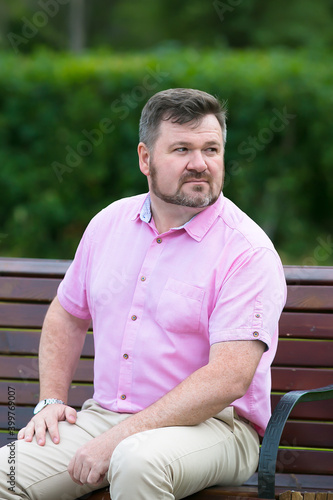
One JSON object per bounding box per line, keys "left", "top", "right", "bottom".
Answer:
{"left": 0, "top": 356, "right": 94, "bottom": 382}
{"left": 284, "top": 265, "right": 333, "bottom": 285}
{"left": 0, "top": 257, "right": 71, "bottom": 278}
{"left": 0, "top": 277, "right": 60, "bottom": 302}
{"left": 271, "top": 394, "right": 333, "bottom": 420}
{"left": 0, "top": 356, "right": 39, "bottom": 381}
{"left": 0, "top": 381, "right": 93, "bottom": 407}
{"left": 0, "top": 330, "right": 40, "bottom": 355}
{"left": 274, "top": 339, "right": 333, "bottom": 367}
{"left": 275, "top": 449, "right": 333, "bottom": 475}
{"left": 279, "top": 311, "right": 333, "bottom": 340}
{"left": 285, "top": 285, "right": 333, "bottom": 311}
{"left": 0, "top": 303, "right": 50, "bottom": 328}
{"left": 0, "top": 405, "right": 33, "bottom": 431}
{"left": 0, "top": 330, "right": 94, "bottom": 356}
{"left": 0, "top": 304, "right": 93, "bottom": 330}
{"left": 280, "top": 420, "right": 333, "bottom": 448}
{"left": 271, "top": 367, "right": 333, "bottom": 392}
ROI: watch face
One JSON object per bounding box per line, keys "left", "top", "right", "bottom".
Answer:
{"left": 33, "top": 400, "right": 46, "bottom": 414}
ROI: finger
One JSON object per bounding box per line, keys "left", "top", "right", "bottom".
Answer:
{"left": 17, "top": 427, "right": 26, "bottom": 440}
{"left": 23, "top": 420, "right": 37, "bottom": 443}
{"left": 79, "top": 458, "right": 105, "bottom": 486}
{"left": 79, "top": 462, "right": 92, "bottom": 485}
{"left": 65, "top": 406, "right": 77, "bottom": 425}
{"left": 87, "top": 470, "right": 105, "bottom": 486}
{"left": 68, "top": 455, "right": 84, "bottom": 485}
{"left": 43, "top": 415, "right": 61, "bottom": 444}
{"left": 33, "top": 418, "right": 47, "bottom": 446}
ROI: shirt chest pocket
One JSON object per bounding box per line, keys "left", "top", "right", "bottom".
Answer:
{"left": 155, "top": 278, "right": 205, "bottom": 334}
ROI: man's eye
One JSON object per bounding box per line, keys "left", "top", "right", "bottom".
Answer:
{"left": 206, "top": 148, "right": 218, "bottom": 153}
{"left": 176, "top": 147, "right": 187, "bottom": 152}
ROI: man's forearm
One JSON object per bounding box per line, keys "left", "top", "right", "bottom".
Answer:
{"left": 39, "top": 296, "right": 90, "bottom": 402}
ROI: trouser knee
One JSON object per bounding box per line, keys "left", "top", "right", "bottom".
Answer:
{"left": 109, "top": 431, "right": 172, "bottom": 497}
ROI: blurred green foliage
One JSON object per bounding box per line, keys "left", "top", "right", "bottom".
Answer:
{"left": 1, "top": 0, "right": 333, "bottom": 52}
{"left": 0, "top": 49, "right": 332, "bottom": 265}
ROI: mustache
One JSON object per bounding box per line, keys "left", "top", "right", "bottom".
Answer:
{"left": 180, "top": 172, "right": 211, "bottom": 182}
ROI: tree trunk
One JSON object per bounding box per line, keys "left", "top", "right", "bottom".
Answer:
{"left": 69, "top": 0, "right": 85, "bottom": 53}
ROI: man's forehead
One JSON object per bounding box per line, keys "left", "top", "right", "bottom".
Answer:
{"left": 159, "top": 114, "right": 223, "bottom": 139}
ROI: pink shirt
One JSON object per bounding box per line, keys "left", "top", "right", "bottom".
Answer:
{"left": 57, "top": 193, "right": 286, "bottom": 435}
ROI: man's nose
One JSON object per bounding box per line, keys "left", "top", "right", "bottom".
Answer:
{"left": 186, "top": 150, "right": 207, "bottom": 172}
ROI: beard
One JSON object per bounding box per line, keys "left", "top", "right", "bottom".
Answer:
{"left": 148, "top": 160, "right": 222, "bottom": 208}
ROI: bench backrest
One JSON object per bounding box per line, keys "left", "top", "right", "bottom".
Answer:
{"left": 0, "top": 257, "right": 332, "bottom": 477}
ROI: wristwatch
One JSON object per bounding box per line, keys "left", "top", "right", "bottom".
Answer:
{"left": 33, "top": 398, "right": 65, "bottom": 415}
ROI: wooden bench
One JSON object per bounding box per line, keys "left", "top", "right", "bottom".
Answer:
{"left": 0, "top": 257, "right": 332, "bottom": 499}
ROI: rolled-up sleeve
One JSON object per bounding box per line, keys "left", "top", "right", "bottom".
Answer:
{"left": 209, "top": 247, "right": 287, "bottom": 350}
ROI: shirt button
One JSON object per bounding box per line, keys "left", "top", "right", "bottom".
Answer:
{"left": 120, "top": 394, "right": 126, "bottom": 400}
{"left": 156, "top": 238, "right": 162, "bottom": 244}
{"left": 123, "top": 353, "right": 129, "bottom": 359}
{"left": 255, "top": 314, "right": 261, "bottom": 318}
{"left": 253, "top": 331, "right": 259, "bottom": 338}
{"left": 131, "top": 315, "right": 137, "bottom": 321}
{"left": 140, "top": 276, "right": 146, "bottom": 282}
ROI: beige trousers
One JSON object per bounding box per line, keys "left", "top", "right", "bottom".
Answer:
{"left": 0, "top": 399, "right": 259, "bottom": 500}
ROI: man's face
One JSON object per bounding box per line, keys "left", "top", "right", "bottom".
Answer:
{"left": 145, "top": 114, "right": 225, "bottom": 209}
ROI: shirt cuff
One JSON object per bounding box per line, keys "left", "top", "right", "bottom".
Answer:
{"left": 209, "top": 327, "right": 272, "bottom": 351}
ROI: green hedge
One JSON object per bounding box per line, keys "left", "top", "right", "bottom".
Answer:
{"left": 0, "top": 49, "right": 332, "bottom": 264}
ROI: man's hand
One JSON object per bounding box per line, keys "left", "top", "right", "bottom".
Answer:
{"left": 17, "top": 404, "right": 77, "bottom": 446}
{"left": 68, "top": 432, "right": 114, "bottom": 486}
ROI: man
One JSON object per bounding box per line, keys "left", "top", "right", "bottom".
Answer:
{"left": 0, "top": 88, "right": 286, "bottom": 499}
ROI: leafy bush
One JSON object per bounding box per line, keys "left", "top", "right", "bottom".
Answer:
{"left": 0, "top": 49, "right": 332, "bottom": 265}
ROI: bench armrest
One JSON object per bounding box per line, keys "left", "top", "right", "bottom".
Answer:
{"left": 257, "top": 384, "right": 333, "bottom": 499}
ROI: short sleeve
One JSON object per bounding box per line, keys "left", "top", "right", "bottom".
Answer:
{"left": 209, "top": 247, "right": 287, "bottom": 350}
{"left": 57, "top": 222, "right": 94, "bottom": 320}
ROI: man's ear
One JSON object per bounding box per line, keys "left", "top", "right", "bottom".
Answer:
{"left": 138, "top": 142, "right": 150, "bottom": 177}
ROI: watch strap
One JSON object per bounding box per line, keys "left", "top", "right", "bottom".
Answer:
{"left": 33, "top": 398, "right": 65, "bottom": 415}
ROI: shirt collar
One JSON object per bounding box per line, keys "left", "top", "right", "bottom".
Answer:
{"left": 183, "top": 194, "right": 224, "bottom": 241}
{"left": 133, "top": 192, "right": 224, "bottom": 241}
{"left": 139, "top": 194, "right": 152, "bottom": 223}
